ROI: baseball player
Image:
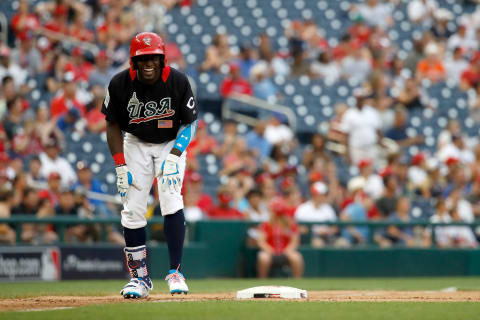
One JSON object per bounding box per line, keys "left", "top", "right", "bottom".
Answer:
{"left": 102, "top": 32, "right": 198, "bottom": 298}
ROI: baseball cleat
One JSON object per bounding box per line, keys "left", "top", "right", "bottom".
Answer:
{"left": 165, "top": 269, "right": 189, "bottom": 295}
{"left": 120, "top": 277, "right": 153, "bottom": 299}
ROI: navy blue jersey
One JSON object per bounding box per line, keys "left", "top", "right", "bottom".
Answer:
{"left": 102, "top": 66, "right": 197, "bottom": 143}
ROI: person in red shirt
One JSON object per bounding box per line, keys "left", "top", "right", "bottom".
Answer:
{"left": 220, "top": 63, "right": 253, "bottom": 97}
{"left": 460, "top": 53, "right": 480, "bottom": 90}
{"left": 10, "top": 0, "right": 40, "bottom": 41}
{"left": 187, "top": 120, "right": 220, "bottom": 158}
{"left": 50, "top": 72, "right": 86, "bottom": 118}
{"left": 182, "top": 171, "right": 214, "bottom": 215}
{"left": 256, "top": 197, "right": 304, "bottom": 278}
{"left": 207, "top": 185, "right": 244, "bottom": 219}
{"left": 64, "top": 48, "right": 93, "bottom": 82}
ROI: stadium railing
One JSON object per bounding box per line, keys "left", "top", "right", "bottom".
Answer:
{"left": 222, "top": 93, "right": 297, "bottom": 132}
{"left": 1, "top": 215, "right": 479, "bottom": 247}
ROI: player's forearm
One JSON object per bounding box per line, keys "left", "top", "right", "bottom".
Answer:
{"left": 106, "top": 121, "right": 125, "bottom": 165}
{"left": 170, "top": 120, "right": 198, "bottom": 156}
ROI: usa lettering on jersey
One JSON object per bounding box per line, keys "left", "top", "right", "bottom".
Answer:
{"left": 127, "top": 92, "right": 175, "bottom": 124}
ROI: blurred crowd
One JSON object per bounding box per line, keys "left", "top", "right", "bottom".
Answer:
{"left": 1, "top": 0, "right": 480, "bottom": 250}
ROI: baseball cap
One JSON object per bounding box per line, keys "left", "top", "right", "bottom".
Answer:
{"left": 445, "top": 157, "right": 460, "bottom": 166}
{"left": 357, "top": 159, "right": 372, "bottom": 169}
{"left": 76, "top": 161, "right": 90, "bottom": 171}
{"left": 347, "top": 176, "right": 366, "bottom": 192}
{"left": 48, "top": 172, "right": 61, "bottom": 180}
{"left": 411, "top": 153, "right": 426, "bottom": 166}
{"left": 311, "top": 181, "right": 328, "bottom": 195}
{"left": 37, "top": 189, "right": 51, "bottom": 200}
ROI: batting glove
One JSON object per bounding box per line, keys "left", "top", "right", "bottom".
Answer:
{"left": 115, "top": 165, "right": 141, "bottom": 203}
{"left": 161, "top": 154, "right": 181, "bottom": 194}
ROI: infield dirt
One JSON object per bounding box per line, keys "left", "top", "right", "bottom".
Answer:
{"left": 1, "top": 291, "right": 480, "bottom": 312}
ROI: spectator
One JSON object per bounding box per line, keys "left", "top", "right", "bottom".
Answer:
{"left": 404, "top": 39, "right": 425, "bottom": 73}
{"left": 68, "top": 10, "right": 94, "bottom": 42}
{"left": 396, "top": 78, "right": 426, "bottom": 110}
{"left": 10, "top": 0, "right": 40, "bottom": 41}
{"left": 220, "top": 63, "right": 253, "bottom": 97}
{"left": 447, "top": 25, "right": 477, "bottom": 55}
{"left": 256, "top": 198, "right": 303, "bottom": 278}
{"left": 183, "top": 185, "right": 205, "bottom": 222}
{"left": 162, "top": 32, "right": 186, "bottom": 71}
{"left": 0, "top": 189, "right": 15, "bottom": 244}
{"left": 55, "top": 187, "right": 95, "bottom": 243}
{"left": 375, "top": 170, "right": 398, "bottom": 219}
{"left": 199, "top": 33, "right": 232, "bottom": 72}
{"left": 11, "top": 34, "right": 43, "bottom": 76}
{"left": 376, "top": 197, "right": 425, "bottom": 247}
{"left": 437, "top": 134, "right": 475, "bottom": 165}
{"left": 357, "top": 159, "right": 384, "bottom": 200}
{"left": 56, "top": 107, "right": 82, "bottom": 132}
{"left": 384, "top": 105, "right": 425, "bottom": 147}
{"left": 416, "top": 42, "right": 446, "bottom": 82}
{"left": 2, "top": 96, "right": 26, "bottom": 141}
{"left": 0, "top": 46, "right": 28, "bottom": 88}
{"left": 444, "top": 205, "right": 478, "bottom": 248}
{"left": 341, "top": 46, "right": 372, "bottom": 83}
{"left": 289, "top": 39, "right": 311, "bottom": 78}
{"left": 26, "top": 155, "right": 44, "bottom": 187}
{"left": 354, "top": 0, "right": 393, "bottom": 29}
{"left": 244, "top": 188, "right": 269, "bottom": 222}
{"left": 237, "top": 44, "right": 257, "bottom": 80}
{"left": 460, "top": 53, "right": 480, "bottom": 90}
{"left": 340, "top": 88, "right": 381, "bottom": 165}
{"left": 85, "top": 85, "right": 107, "bottom": 133}
{"left": 88, "top": 51, "right": 116, "bottom": 89}
{"left": 245, "top": 120, "right": 272, "bottom": 160}
{"left": 187, "top": 120, "right": 219, "bottom": 158}
{"left": 408, "top": 0, "right": 437, "bottom": 24}
{"left": 295, "top": 182, "right": 338, "bottom": 247}
{"left": 50, "top": 72, "right": 86, "bottom": 119}
{"left": 264, "top": 114, "right": 294, "bottom": 148}
{"left": 207, "top": 185, "right": 244, "bottom": 219}
{"left": 39, "top": 135, "right": 77, "bottom": 186}
{"left": 250, "top": 62, "right": 278, "bottom": 103}
{"left": 444, "top": 47, "right": 469, "bottom": 85}
{"left": 430, "top": 8, "right": 454, "bottom": 40}
{"left": 311, "top": 51, "right": 341, "bottom": 82}
{"left": 11, "top": 187, "right": 41, "bottom": 243}
{"left": 338, "top": 177, "right": 371, "bottom": 247}
{"left": 183, "top": 172, "right": 214, "bottom": 216}
{"left": 302, "top": 133, "right": 331, "bottom": 170}
{"left": 132, "top": 0, "right": 167, "bottom": 34}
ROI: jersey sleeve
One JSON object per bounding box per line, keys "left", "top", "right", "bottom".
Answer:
{"left": 101, "top": 82, "right": 119, "bottom": 123}
{"left": 179, "top": 77, "right": 198, "bottom": 124}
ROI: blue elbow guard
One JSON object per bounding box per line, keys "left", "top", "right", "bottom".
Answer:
{"left": 174, "top": 120, "right": 197, "bottom": 153}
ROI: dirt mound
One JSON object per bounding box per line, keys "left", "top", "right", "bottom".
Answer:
{"left": 1, "top": 291, "right": 479, "bottom": 312}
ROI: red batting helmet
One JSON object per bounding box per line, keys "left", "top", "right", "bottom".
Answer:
{"left": 129, "top": 32, "right": 166, "bottom": 69}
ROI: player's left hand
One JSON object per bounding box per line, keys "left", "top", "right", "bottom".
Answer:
{"left": 161, "top": 154, "right": 182, "bottom": 194}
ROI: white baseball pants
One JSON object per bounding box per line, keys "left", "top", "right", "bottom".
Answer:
{"left": 121, "top": 133, "right": 186, "bottom": 229}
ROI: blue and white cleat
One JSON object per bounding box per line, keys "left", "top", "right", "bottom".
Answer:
{"left": 120, "top": 277, "right": 153, "bottom": 299}
{"left": 165, "top": 269, "right": 189, "bottom": 295}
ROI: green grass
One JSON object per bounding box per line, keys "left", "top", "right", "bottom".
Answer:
{"left": 3, "top": 301, "right": 480, "bottom": 320}
{"left": 2, "top": 278, "right": 480, "bottom": 320}
{"left": 2, "top": 277, "right": 480, "bottom": 299}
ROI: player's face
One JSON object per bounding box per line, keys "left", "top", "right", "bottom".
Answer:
{"left": 136, "top": 54, "right": 162, "bottom": 84}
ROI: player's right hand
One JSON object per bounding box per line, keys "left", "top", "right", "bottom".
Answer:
{"left": 115, "top": 165, "right": 141, "bottom": 203}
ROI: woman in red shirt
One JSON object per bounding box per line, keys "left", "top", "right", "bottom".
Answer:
{"left": 256, "top": 198, "right": 304, "bottom": 278}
